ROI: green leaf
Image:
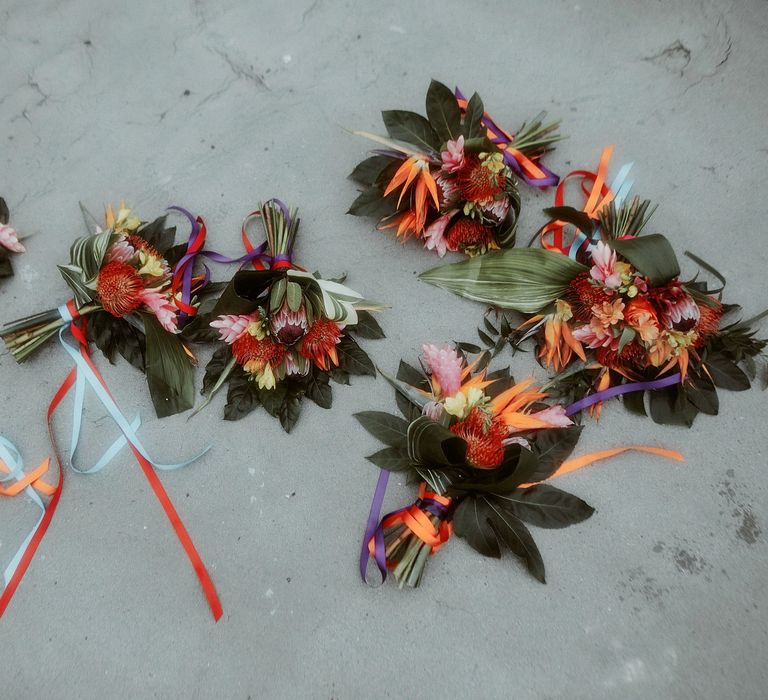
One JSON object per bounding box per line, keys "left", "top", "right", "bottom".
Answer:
{"left": 396, "top": 360, "right": 429, "bottom": 388}
{"left": 425, "top": 79, "right": 461, "bottom": 143}
{"left": 462, "top": 92, "right": 485, "bottom": 140}
{"left": 69, "top": 229, "right": 113, "bottom": 283}
{"left": 407, "top": 415, "right": 467, "bottom": 467}
{"left": 143, "top": 315, "right": 195, "bottom": 418}
{"left": 543, "top": 206, "right": 595, "bottom": 235}
{"left": 138, "top": 216, "right": 175, "bottom": 253}
{"left": 57, "top": 264, "right": 95, "bottom": 306}
{"left": 382, "top": 109, "right": 440, "bottom": 152}
{"left": 337, "top": 334, "right": 375, "bottom": 376}
{"left": 347, "top": 187, "right": 399, "bottom": 219}
{"left": 224, "top": 368, "right": 260, "bottom": 421}
{"left": 492, "top": 485, "right": 594, "bottom": 529}
{"left": 354, "top": 411, "right": 409, "bottom": 448}
{"left": 279, "top": 395, "right": 302, "bottom": 433}
{"left": 286, "top": 281, "right": 302, "bottom": 312}
{"left": 87, "top": 311, "right": 145, "bottom": 371}
{"left": 649, "top": 384, "right": 697, "bottom": 427}
{"left": 366, "top": 447, "right": 413, "bottom": 472}
{"left": 202, "top": 345, "right": 233, "bottom": 395}
{"left": 349, "top": 155, "right": 399, "bottom": 186}
{"left": 0, "top": 197, "right": 9, "bottom": 225}
{"left": 420, "top": 249, "right": 586, "bottom": 313}
{"left": 611, "top": 234, "right": 680, "bottom": 286}
{"left": 351, "top": 310, "right": 385, "bottom": 339}
{"left": 453, "top": 497, "right": 501, "bottom": 558}
{"left": 270, "top": 277, "right": 287, "bottom": 311}
{"left": 483, "top": 497, "right": 546, "bottom": 582}
{"left": 703, "top": 354, "right": 751, "bottom": 391}
{"left": 531, "top": 427, "right": 583, "bottom": 482}
{"left": 0, "top": 253, "right": 12, "bottom": 278}
{"left": 306, "top": 370, "right": 332, "bottom": 409}
{"left": 258, "top": 384, "right": 287, "bottom": 417}
{"left": 618, "top": 326, "right": 636, "bottom": 353}
{"left": 622, "top": 390, "right": 647, "bottom": 416}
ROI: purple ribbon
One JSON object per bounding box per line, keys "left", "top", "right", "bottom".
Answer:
{"left": 564, "top": 372, "right": 682, "bottom": 417}
{"left": 454, "top": 87, "right": 560, "bottom": 188}
{"left": 358, "top": 371, "right": 683, "bottom": 584}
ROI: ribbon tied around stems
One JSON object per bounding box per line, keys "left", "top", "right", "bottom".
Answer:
{"left": 540, "top": 145, "right": 635, "bottom": 257}
{"left": 360, "top": 378, "right": 684, "bottom": 584}
{"left": 454, "top": 88, "right": 560, "bottom": 188}
{"left": 0, "top": 303, "right": 223, "bottom": 620}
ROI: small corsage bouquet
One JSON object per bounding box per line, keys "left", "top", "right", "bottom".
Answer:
{"left": 348, "top": 80, "right": 561, "bottom": 257}
{"left": 198, "top": 199, "right": 385, "bottom": 432}
{"left": 0, "top": 197, "right": 26, "bottom": 280}
{"left": 420, "top": 149, "right": 767, "bottom": 426}
{"left": 358, "top": 344, "right": 601, "bottom": 588}
{"left": 1, "top": 204, "right": 212, "bottom": 417}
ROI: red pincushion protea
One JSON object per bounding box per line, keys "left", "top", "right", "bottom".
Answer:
{"left": 232, "top": 333, "right": 286, "bottom": 368}
{"left": 445, "top": 217, "right": 494, "bottom": 252}
{"left": 450, "top": 407, "right": 507, "bottom": 469}
{"left": 694, "top": 300, "right": 723, "bottom": 348}
{"left": 567, "top": 273, "right": 613, "bottom": 322}
{"left": 457, "top": 155, "right": 505, "bottom": 203}
{"left": 126, "top": 234, "right": 162, "bottom": 259}
{"left": 96, "top": 261, "right": 145, "bottom": 317}
{"left": 299, "top": 317, "right": 342, "bottom": 370}
{"left": 595, "top": 340, "right": 646, "bottom": 370}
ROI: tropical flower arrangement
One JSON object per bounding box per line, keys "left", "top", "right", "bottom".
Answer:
{"left": 348, "top": 80, "right": 561, "bottom": 257}
{"left": 419, "top": 151, "right": 767, "bottom": 426}
{"left": 197, "top": 199, "right": 385, "bottom": 432}
{"left": 0, "top": 197, "right": 26, "bottom": 280}
{"left": 356, "top": 343, "right": 596, "bottom": 588}
{"left": 1, "top": 203, "right": 214, "bottom": 417}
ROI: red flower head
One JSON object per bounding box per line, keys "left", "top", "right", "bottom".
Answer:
{"left": 649, "top": 283, "right": 700, "bottom": 331}
{"left": 595, "top": 341, "right": 646, "bottom": 371}
{"left": 566, "top": 272, "right": 613, "bottom": 322}
{"left": 270, "top": 298, "right": 308, "bottom": 346}
{"left": 126, "top": 234, "right": 162, "bottom": 260}
{"left": 457, "top": 155, "right": 506, "bottom": 203}
{"left": 445, "top": 217, "right": 495, "bottom": 253}
{"left": 232, "top": 333, "right": 286, "bottom": 369}
{"left": 694, "top": 299, "right": 723, "bottom": 347}
{"left": 299, "top": 317, "right": 342, "bottom": 370}
{"left": 450, "top": 407, "right": 507, "bottom": 470}
{"left": 96, "top": 261, "right": 145, "bottom": 317}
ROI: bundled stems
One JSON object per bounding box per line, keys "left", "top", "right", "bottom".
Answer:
{"left": 1, "top": 303, "right": 100, "bottom": 361}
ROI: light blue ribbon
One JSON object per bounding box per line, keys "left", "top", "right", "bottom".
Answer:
{"left": 0, "top": 437, "right": 46, "bottom": 593}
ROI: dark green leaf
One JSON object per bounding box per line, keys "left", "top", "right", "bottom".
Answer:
{"left": 365, "top": 447, "right": 413, "bottom": 472}
{"left": 224, "top": 368, "right": 260, "bottom": 421}
{"left": 484, "top": 498, "right": 546, "bottom": 582}
{"left": 87, "top": 311, "right": 145, "bottom": 371}
{"left": 347, "top": 187, "right": 399, "bottom": 219}
{"left": 337, "top": 334, "right": 376, "bottom": 376}
{"left": 396, "top": 360, "right": 429, "bottom": 388}
{"left": 306, "top": 370, "right": 332, "bottom": 408}
{"left": 351, "top": 310, "right": 385, "bottom": 339}
{"left": 453, "top": 497, "right": 501, "bottom": 558}
{"left": 349, "top": 155, "right": 399, "bottom": 186}
{"left": 328, "top": 368, "right": 350, "bottom": 385}
{"left": 462, "top": 92, "right": 485, "bottom": 140}
{"left": 543, "top": 206, "right": 595, "bottom": 234}
{"left": 531, "top": 427, "right": 583, "bottom": 482}
{"left": 703, "top": 354, "right": 751, "bottom": 391}
{"left": 0, "top": 197, "right": 9, "bottom": 225}
{"left": 0, "top": 253, "right": 12, "bottom": 278}
{"left": 407, "top": 415, "right": 467, "bottom": 467}
{"left": 611, "top": 234, "right": 680, "bottom": 286}
{"left": 258, "top": 384, "right": 288, "bottom": 417}
{"left": 143, "top": 315, "right": 195, "bottom": 418}
{"left": 382, "top": 109, "right": 440, "bottom": 152}
{"left": 279, "top": 395, "right": 302, "bottom": 433}
{"left": 354, "top": 411, "right": 409, "bottom": 448}
{"left": 202, "top": 345, "right": 233, "bottom": 395}
{"left": 649, "top": 384, "right": 697, "bottom": 427}
{"left": 622, "top": 390, "right": 647, "bottom": 416}
{"left": 492, "top": 485, "right": 594, "bottom": 529}
{"left": 425, "top": 79, "right": 461, "bottom": 142}
{"left": 138, "top": 217, "right": 175, "bottom": 252}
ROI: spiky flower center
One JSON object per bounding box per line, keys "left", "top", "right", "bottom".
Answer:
{"left": 450, "top": 407, "right": 507, "bottom": 469}
{"left": 232, "top": 333, "right": 286, "bottom": 369}
{"left": 96, "top": 261, "right": 144, "bottom": 317}
{"left": 445, "top": 217, "right": 494, "bottom": 252}
{"left": 566, "top": 272, "right": 613, "bottom": 322}
{"left": 457, "top": 155, "right": 506, "bottom": 203}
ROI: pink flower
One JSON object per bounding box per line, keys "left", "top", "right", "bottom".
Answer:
{"left": 572, "top": 321, "right": 619, "bottom": 350}
{"left": 421, "top": 343, "right": 463, "bottom": 397}
{"left": 141, "top": 288, "right": 178, "bottom": 333}
{"left": 481, "top": 197, "right": 510, "bottom": 222}
{"left": 284, "top": 352, "right": 308, "bottom": 376}
{"left": 529, "top": 405, "right": 573, "bottom": 428}
{"left": 0, "top": 224, "right": 25, "bottom": 253}
{"left": 106, "top": 236, "right": 136, "bottom": 264}
{"left": 423, "top": 212, "right": 456, "bottom": 257}
{"left": 650, "top": 284, "right": 700, "bottom": 331}
{"left": 422, "top": 400, "right": 444, "bottom": 421}
{"left": 210, "top": 313, "right": 256, "bottom": 344}
{"left": 441, "top": 135, "right": 465, "bottom": 173}
{"left": 589, "top": 241, "right": 622, "bottom": 289}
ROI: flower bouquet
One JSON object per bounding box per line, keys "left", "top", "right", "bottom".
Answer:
{"left": 198, "top": 199, "right": 385, "bottom": 432}
{"left": 419, "top": 149, "right": 767, "bottom": 426}
{"left": 1, "top": 203, "right": 214, "bottom": 417}
{"left": 0, "top": 197, "right": 26, "bottom": 280}
{"left": 348, "top": 79, "right": 561, "bottom": 257}
{"left": 357, "top": 344, "right": 603, "bottom": 588}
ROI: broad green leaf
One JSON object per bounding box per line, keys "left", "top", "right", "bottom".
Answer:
{"left": 305, "top": 370, "right": 332, "bottom": 409}
{"left": 382, "top": 109, "right": 440, "bottom": 152}
{"left": 270, "top": 277, "right": 287, "bottom": 311}
{"left": 703, "top": 353, "right": 750, "bottom": 391}
{"left": 223, "top": 367, "right": 261, "bottom": 421}
{"left": 611, "top": 233, "right": 680, "bottom": 286}
{"left": 531, "top": 427, "right": 583, "bottom": 482}
{"left": 354, "top": 411, "right": 409, "bottom": 448}
{"left": 349, "top": 155, "right": 399, "bottom": 187}
{"left": 58, "top": 264, "right": 95, "bottom": 306}
{"left": 618, "top": 326, "right": 636, "bottom": 353}
{"left": 492, "top": 485, "right": 594, "bottom": 529}
{"left": 483, "top": 497, "right": 546, "bottom": 582}
{"left": 366, "top": 447, "right": 413, "bottom": 472}
{"left": 337, "top": 334, "right": 375, "bottom": 376}
{"left": 143, "top": 315, "right": 195, "bottom": 418}
{"left": 286, "top": 281, "right": 302, "bottom": 312}
{"left": 351, "top": 310, "right": 385, "bottom": 339}
{"left": 425, "top": 79, "right": 461, "bottom": 143}
{"left": 543, "top": 206, "right": 595, "bottom": 234}
{"left": 406, "top": 416, "right": 466, "bottom": 467}
{"left": 453, "top": 497, "right": 501, "bottom": 558}
{"left": 420, "top": 249, "right": 586, "bottom": 313}
{"left": 462, "top": 92, "right": 485, "bottom": 139}
{"left": 69, "top": 229, "right": 113, "bottom": 283}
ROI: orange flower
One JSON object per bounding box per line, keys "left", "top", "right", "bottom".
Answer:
{"left": 383, "top": 157, "right": 439, "bottom": 235}
{"left": 96, "top": 261, "right": 144, "bottom": 317}
{"left": 522, "top": 301, "right": 586, "bottom": 373}
{"left": 299, "top": 317, "right": 342, "bottom": 370}
{"left": 624, "top": 297, "right": 660, "bottom": 343}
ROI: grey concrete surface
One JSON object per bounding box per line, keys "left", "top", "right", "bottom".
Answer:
{"left": 1, "top": 0, "right": 767, "bottom": 698}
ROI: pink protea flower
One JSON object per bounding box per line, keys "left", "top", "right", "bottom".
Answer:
{"left": 481, "top": 197, "right": 510, "bottom": 222}
{"left": 441, "top": 135, "right": 465, "bottom": 173}
{"left": 423, "top": 212, "right": 456, "bottom": 257}
{"left": 141, "top": 288, "right": 178, "bottom": 333}
{"left": 589, "top": 241, "right": 622, "bottom": 289}
{"left": 210, "top": 313, "right": 257, "bottom": 344}
{"left": 421, "top": 343, "right": 463, "bottom": 397}
{"left": 106, "top": 236, "right": 137, "bottom": 264}
{"left": 434, "top": 171, "right": 460, "bottom": 209}
{"left": 270, "top": 299, "right": 308, "bottom": 345}
{"left": 0, "top": 224, "right": 25, "bottom": 253}
{"left": 650, "top": 284, "right": 700, "bottom": 331}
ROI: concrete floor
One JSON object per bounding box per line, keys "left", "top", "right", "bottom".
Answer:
{"left": 1, "top": 0, "right": 767, "bottom": 698}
